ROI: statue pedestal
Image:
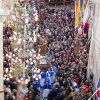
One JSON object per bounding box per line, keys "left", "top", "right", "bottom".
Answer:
{"left": 40, "top": 56, "right": 47, "bottom": 64}
{"left": 39, "top": 56, "right": 50, "bottom": 68}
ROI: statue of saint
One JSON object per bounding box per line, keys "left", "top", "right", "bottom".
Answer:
{"left": 39, "top": 36, "right": 48, "bottom": 55}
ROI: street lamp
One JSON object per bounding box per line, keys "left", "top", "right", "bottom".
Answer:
{"left": 0, "top": 0, "right": 8, "bottom": 100}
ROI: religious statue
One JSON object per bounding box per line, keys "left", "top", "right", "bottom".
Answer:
{"left": 39, "top": 36, "right": 48, "bottom": 56}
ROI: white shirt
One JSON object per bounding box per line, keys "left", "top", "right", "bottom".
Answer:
{"left": 43, "top": 89, "right": 50, "bottom": 98}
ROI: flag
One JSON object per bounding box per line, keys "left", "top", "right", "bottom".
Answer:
{"left": 81, "top": 3, "right": 90, "bottom": 34}
{"left": 96, "top": 78, "right": 100, "bottom": 99}
{"left": 75, "top": 0, "right": 81, "bottom": 28}
{"left": 82, "top": 3, "right": 89, "bottom": 24}
{"left": 83, "top": 22, "right": 90, "bottom": 34}
{"left": 80, "top": 0, "right": 83, "bottom": 7}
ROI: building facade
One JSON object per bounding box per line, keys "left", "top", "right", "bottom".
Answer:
{"left": 87, "top": 0, "right": 100, "bottom": 87}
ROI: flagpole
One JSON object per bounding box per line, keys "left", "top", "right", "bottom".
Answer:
{"left": 88, "top": 87, "right": 100, "bottom": 100}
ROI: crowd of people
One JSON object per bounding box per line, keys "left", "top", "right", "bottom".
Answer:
{"left": 34, "top": 0, "right": 93, "bottom": 99}
{"left": 3, "top": 0, "right": 94, "bottom": 100}
{"left": 3, "top": 27, "right": 17, "bottom": 100}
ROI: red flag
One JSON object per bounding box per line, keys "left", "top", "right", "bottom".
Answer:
{"left": 96, "top": 79, "right": 100, "bottom": 97}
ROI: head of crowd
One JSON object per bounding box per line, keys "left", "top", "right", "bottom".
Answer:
{"left": 3, "top": 0, "right": 93, "bottom": 100}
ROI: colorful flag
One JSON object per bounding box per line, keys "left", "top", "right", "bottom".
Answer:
{"left": 81, "top": 2, "right": 90, "bottom": 34}
{"left": 80, "top": 0, "right": 83, "bottom": 7}
{"left": 75, "top": 0, "right": 81, "bottom": 28}
{"left": 96, "top": 78, "right": 100, "bottom": 99}
{"left": 82, "top": 3, "right": 89, "bottom": 24}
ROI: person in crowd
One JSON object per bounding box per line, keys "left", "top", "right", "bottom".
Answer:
{"left": 3, "top": 0, "right": 93, "bottom": 99}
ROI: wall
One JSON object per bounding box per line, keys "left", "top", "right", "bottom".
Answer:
{"left": 87, "top": 0, "right": 100, "bottom": 87}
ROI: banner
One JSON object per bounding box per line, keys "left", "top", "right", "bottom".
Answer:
{"left": 81, "top": 2, "right": 90, "bottom": 34}
{"left": 96, "top": 78, "right": 100, "bottom": 99}
{"left": 75, "top": 0, "right": 81, "bottom": 28}
{"left": 82, "top": 3, "right": 89, "bottom": 24}
{"left": 80, "top": 0, "right": 83, "bottom": 7}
